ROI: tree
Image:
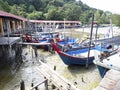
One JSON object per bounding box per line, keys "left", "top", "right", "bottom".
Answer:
{"left": 28, "top": 5, "right": 35, "bottom": 12}
{"left": 0, "top": 1, "right": 10, "bottom": 12}
{"left": 112, "top": 14, "right": 120, "bottom": 27}
{"left": 27, "top": 11, "right": 44, "bottom": 20}
{"left": 94, "top": 10, "right": 101, "bottom": 23}
{"left": 46, "top": 7, "right": 63, "bottom": 20}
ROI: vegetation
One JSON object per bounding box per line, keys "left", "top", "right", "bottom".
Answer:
{"left": 0, "top": 0, "right": 120, "bottom": 27}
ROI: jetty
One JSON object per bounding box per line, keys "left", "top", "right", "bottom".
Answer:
{"left": 20, "top": 42, "right": 50, "bottom": 46}
{"left": 35, "top": 60, "right": 80, "bottom": 90}
{"left": 94, "top": 69, "right": 120, "bottom": 90}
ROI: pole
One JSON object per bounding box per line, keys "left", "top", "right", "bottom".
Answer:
{"left": 86, "top": 14, "right": 94, "bottom": 68}
{"left": 20, "top": 80, "right": 25, "bottom": 90}
{"left": 95, "top": 24, "right": 99, "bottom": 40}
{"left": 110, "top": 18, "right": 113, "bottom": 37}
{"left": 64, "top": 18, "right": 65, "bottom": 38}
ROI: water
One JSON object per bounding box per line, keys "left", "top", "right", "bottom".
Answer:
{"left": 0, "top": 46, "right": 102, "bottom": 90}
{"left": 45, "top": 52, "right": 101, "bottom": 90}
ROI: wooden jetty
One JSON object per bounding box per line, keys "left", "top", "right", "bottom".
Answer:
{"left": 20, "top": 42, "right": 50, "bottom": 46}
{"left": 94, "top": 69, "right": 120, "bottom": 90}
{"left": 35, "top": 60, "right": 80, "bottom": 90}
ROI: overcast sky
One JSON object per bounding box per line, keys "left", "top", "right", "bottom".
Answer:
{"left": 80, "top": 0, "right": 120, "bottom": 14}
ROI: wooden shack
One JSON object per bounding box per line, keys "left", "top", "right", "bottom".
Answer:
{"left": 0, "top": 37, "right": 23, "bottom": 73}
{"left": 0, "top": 10, "right": 27, "bottom": 37}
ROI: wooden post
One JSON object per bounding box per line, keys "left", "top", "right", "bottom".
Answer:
{"left": 20, "top": 80, "right": 25, "bottom": 90}
{"left": 7, "top": 20, "right": 11, "bottom": 33}
{"left": 45, "top": 79, "right": 48, "bottom": 90}
{"left": 86, "top": 13, "right": 94, "bottom": 68}
{"left": 35, "top": 87, "right": 38, "bottom": 90}
{"left": 54, "top": 66, "right": 56, "bottom": 71}
{"left": 51, "top": 84, "right": 56, "bottom": 89}
{"left": 13, "top": 21, "right": 16, "bottom": 32}
{"left": 0, "top": 18, "right": 4, "bottom": 36}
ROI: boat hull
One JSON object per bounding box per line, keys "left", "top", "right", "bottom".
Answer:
{"left": 58, "top": 51, "right": 94, "bottom": 65}
{"left": 53, "top": 43, "right": 96, "bottom": 65}
{"left": 96, "top": 65, "right": 109, "bottom": 78}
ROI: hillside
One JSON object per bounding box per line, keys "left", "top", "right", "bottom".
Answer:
{"left": 0, "top": 0, "right": 120, "bottom": 26}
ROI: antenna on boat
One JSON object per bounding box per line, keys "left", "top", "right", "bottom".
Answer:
{"left": 86, "top": 13, "right": 94, "bottom": 68}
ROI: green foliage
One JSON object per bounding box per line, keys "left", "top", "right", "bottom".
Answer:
{"left": 27, "top": 11, "right": 44, "bottom": 20}
{"left": 112, "top": 14, "right": 120, "bottom": 27}
{"left": 1, "top": 0, "right": 120, "bottom": 27}
{"left": 0, "top": 1, "right": 10, "bottom": 12}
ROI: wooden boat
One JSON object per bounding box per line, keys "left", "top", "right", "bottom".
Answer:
{"left": 23, "top": 31, "right": 59, "bottom": 43}
{"left": 93, "top": 45, "right": 120, "bottom": 77}
{"left": 57, "top": 38, "right": 95, "bottom": 51}
{"left": 53, "top": 43, "right": 102, "bottom": 65}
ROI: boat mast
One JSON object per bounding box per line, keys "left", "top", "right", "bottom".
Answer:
{"left": 64, "top": 18, "right": 65, "bottom": 38}
{"left": 110, "top": 18, "right": 113, "bottom": 37}
{"left": 86, "top": 14, "right": 94, "bottom": 68}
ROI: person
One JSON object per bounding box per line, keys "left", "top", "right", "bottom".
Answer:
{"left": 25, "top": 33, "right": 31, "bottom": 42}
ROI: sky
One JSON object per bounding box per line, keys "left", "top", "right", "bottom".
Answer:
{"left": 80, "top": 0, "right": 120, "bottom": 14}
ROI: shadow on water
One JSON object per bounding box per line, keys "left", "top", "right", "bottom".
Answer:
{"left": 67, "top": 64, "right": 96, "bottom": 74}
{"left": 0, "top": 66, "right": 15, "bottom": 90}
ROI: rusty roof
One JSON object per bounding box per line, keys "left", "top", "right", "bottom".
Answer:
{"left": 0, "top": 11, "right": 27, "bottom": 21}
{"left": 29, "top": 20, "right": 81, "bottom": 24}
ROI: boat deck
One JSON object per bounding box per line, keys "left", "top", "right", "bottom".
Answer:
{"left": 94, "top": 69, "right": 120, "bottom": 90}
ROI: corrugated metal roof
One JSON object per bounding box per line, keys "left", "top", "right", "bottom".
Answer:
{"left": 0, "top": 11, "right": 27, "bottom": 21}
{"left": 29, "top": 20, "right": 81, "bottom": 24}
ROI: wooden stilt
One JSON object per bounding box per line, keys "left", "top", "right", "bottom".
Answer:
{"left": 20, "top": 80, "right": 25, "bottom": 90}
{"left": 45, "top": 79, "right": 48, "bottom": 90}
{"left": 35, "top": 86, "right": 38, "bottom": 90}
{"left": 0, "top": 18, "right": 4, "bottom": 36}
{"left": 54, "top": 65, "right": 56, "bottom": 71}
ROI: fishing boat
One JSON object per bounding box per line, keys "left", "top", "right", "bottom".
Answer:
{"left": 93, "top": 46, "right": 120, "bottom": 77}
{"left": 53, "top": 43, "right": 101, "bottom": 65}
{"left": 52, "top": 14, "right": 100, "bottom": 66}
{"left": 93, "top": 35, "right": 120, "bottom": 77}
{"left": 24, "top": 31, "right": 59, "bottom": 43}
{"left": 57, "top": 38, "right": 95, "bottom": 51}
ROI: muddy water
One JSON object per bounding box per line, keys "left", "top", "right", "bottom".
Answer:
{"left": 0, "top": 46, "right": 45, "bottom": 90}
{"left": 45, "top": 52, "right": 102, "bottom": 90}
{"left": 0, "top": 46, "right": 102, "bottom": 90}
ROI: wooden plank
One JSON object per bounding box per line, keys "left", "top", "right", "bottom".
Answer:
{"left": 104, "top": 70, "right": 120, "bottom": 82}
{"left": 36, "top": 60, "right": 80, "bottom": 90}
{"left": 30, "top": 79, "right": 47, "bottom": 90}
{"left": 99, "top": 78, "right": 115, "bottom": 89}
{"left": 93, "top": 86, "right": 107, "bottom": 90}
{"left": 20, "top": 42, "right": 50, "bottom": 46}
{"left": 94, "top": 69, "right": 120, "bottom": 90}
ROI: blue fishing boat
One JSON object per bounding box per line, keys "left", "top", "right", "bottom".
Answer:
{"left": 53, "top": 43, "right": 101, "bottom": 65}
{"left": 24, "top": 31, "right": 59, "bottom": 43}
